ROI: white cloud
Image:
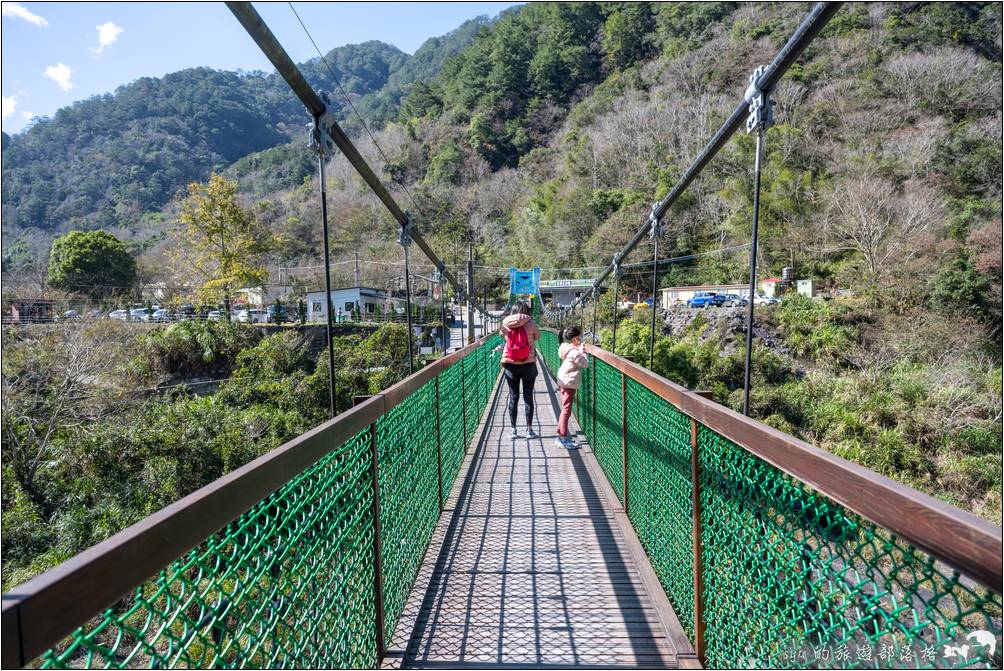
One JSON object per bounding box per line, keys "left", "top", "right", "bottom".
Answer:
{"left": 21, "top": 110, "right": 34, "bottom": 120}
{"left": 90, "top": 21, "right": 123, "bottom": 55}
{"left": 2, "top": 96, "right": 17, "bottom": 121}
{"left": 44, "top": 63, "right": 74, "bottom": 92}
{"left": 1, "top": 3, "right": 49, "bottom": 27}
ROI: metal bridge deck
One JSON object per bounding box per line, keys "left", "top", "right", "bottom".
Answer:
{"left": 385, "top": 367, "right": 696, "bottom": 669}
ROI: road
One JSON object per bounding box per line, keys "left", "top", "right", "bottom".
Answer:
{"left": 447, "top": 306, "right": 485, "bottom": 352}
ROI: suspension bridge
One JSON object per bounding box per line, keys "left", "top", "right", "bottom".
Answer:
{"left": 2, "top": 2, "right": 1001, "bottom": 669}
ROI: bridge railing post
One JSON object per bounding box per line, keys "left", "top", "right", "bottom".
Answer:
{"left": 461, "top": 358, "right": 468, "bottom": 450}
{"left": 691, "top": 390, "right": 713, "bottom": 666}
{"left": 621, "top": 371, "right": 628, "bottom": 513}
{"left": 368, "top": 421, "right": 386, "bottom": 660}
{"left": 435, "top": 376, "right": 443, "bottom": 510}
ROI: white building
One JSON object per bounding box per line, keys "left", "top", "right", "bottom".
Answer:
{"left": 306, "top": 287, "right": 389, "bottom": 321}
{"left": 235, "top": 285, "right": 288, "bottom": 307}
{"left": 540, "top": 278, "right": 597, "bottom": 307}
{"left": 760, "top": 277, "right": 815, "bottom": 298}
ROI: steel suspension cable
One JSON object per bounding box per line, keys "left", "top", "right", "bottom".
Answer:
{"left": 742, "top": 126, "right": 766, "bottom": 415}
{"left": 287, "top": 1, "right": 428, "bottom": 226}
{"left": 317, "top": 152, "right": 337, "bottom": 416}
{"left": 226, "top": 2, "right": 482, "bottom": 316}
{"left": 649, "top": 231, "right": 660, "bottom": 370}
{"left": 563, "top": 1, "right": 841, "bottom": 315}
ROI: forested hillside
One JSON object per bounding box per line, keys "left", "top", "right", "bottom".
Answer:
{"left": 0, "top": 18, "right": 485, "bottom": 251}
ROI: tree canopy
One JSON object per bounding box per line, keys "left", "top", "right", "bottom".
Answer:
{"left": 47, "top": 230, "right": 136, "bottom": 298}
{"left": 170, "top": 174, "right": 274, "bottom": 306}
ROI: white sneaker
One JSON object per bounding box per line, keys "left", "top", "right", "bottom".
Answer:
{"left": 509, "top": 428, "right": 519, "bottom": 439}
{"left": 563, "top": 437, "right": 580, "bottom": 450}
{"left": 553, "top": 437, "right": 566, "bottom": 449}
{"left": 526, "top": 428, "right": 538, "bottom": 439}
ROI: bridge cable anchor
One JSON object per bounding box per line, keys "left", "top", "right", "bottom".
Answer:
{"left": 612, "top": 254, "right": 624, "bottom": 280}
{"left": 397, "top": 211, "right": 414, "bottom": 248}
{"left": 308, "top": 90, "right": 338, "bottom": 156}
{"left": 648, "top": 204, "right": 663, "bottom": 239}
{"left": 744, "top": 65, "right": 774, "bottom": 135}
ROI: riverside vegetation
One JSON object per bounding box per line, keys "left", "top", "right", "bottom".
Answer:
{"left": 1, "top": 320, "right": 411, "bottom": 591}
{"left": 2, "top": 2, "right": 1001, "bottom": 586}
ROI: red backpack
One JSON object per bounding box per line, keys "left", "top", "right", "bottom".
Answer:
{"left": 504, "top": 325, "right": 531, "bottom": 361}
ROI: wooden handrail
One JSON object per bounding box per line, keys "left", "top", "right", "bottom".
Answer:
{"left": 0, "top": 333, "right": 497, "bottom": 668}
{"left": 576, "top": 339, "right": 1003, "bottom": 593}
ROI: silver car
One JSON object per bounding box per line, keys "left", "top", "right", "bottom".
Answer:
{"left": 753, "top": 295, "right": 781, "bottom": 306}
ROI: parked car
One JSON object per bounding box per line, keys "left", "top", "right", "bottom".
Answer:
{"left": 753, "top": 294, "right": 781, "bottom": 306}
{"left": 61, "top": 309, "right": 79, "bottom": 320}
{"left": 108, "top": 309, "right": 128, "bottom": 320}
{"left": 151, "top": 309, "right": 172, "bottom": 323}
{"left": 129, "top": 308, "right": 151, "bottom": 321}
{"left": 237, "top": 308, "right": 268, "bottom": 324}
{"left": 687, "top": 291, "right": 725, "bottom": 308}
{"left": 266, "top": 304, "right": 288, "bottom": 323}
{"left": 207, "top": 310, "right": 223, "bottom": 321}
{"left": 721, "top": 294, "right": 747, "bottom": 307}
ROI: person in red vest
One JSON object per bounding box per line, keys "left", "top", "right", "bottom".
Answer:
{"left": 499, "top": 301, "right": 541, "bottom": 439}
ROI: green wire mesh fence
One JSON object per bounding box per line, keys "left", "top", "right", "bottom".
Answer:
{"left": 27, "top": 334, "right": 502, "bottom": 669}
{"left": 536, "top": 329, "right": 1002, "bottom": 669}
{"left": 626, "top": 376, "right": 695, "bottom": 638}
{"left": 698, "top": 425, "right": 1002, "bottom": 669}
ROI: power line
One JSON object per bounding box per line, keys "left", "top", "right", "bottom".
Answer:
{"left": 474, "top": 244, "right": 750, "bottom": 275}
{"left": 287, "top": 2, "right": 428, "bottom": 224}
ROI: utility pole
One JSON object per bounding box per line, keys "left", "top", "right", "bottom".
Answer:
{"left": 354, "top": 250, "right": 360, "bottom": 287}
{"left": 466, "top": 241, "right": 475, "bottom": 344}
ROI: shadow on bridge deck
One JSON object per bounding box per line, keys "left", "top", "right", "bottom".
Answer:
{"left": 384, "top": 365, "right": 697, "bottom": 670}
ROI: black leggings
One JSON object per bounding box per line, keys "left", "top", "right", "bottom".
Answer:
{"left": 503, "top": 362, "right": 538, "bottom": 428}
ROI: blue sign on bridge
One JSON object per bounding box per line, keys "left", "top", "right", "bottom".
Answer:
{"left": 509, "top": 267, "right": 541, "bottom": 296}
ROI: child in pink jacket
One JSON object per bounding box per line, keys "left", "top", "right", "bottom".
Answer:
{"left": 555, "top": 326, "right": 589, "bottom": 449}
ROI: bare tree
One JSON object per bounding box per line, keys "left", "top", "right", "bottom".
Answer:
{"left": 1, "top": 322, "right": 140, "bottom": 516}
{"left": 882, "top": 47, "right": 1002, "bottom": 117}
{"left": 824, "top": 173, "right": 943, "bottom": 285}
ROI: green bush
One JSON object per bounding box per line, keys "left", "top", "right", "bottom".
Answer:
{"left": 140, "top": 320, "right": 260, "bottom": 378}
{"left": 929, "top": 253, "right": 991, "bottom": 319}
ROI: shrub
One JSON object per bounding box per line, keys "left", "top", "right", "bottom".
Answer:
{"left": 218, "top": 332, "right": 319, "bottom": 413}
{"left": 140, "top": 320, "right": 260, "bottom": 379}
{"left": 929, "top": 253, "right": 991, "bottom": 319}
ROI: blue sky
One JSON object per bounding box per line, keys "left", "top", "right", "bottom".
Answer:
{"left": 1, "top": 1, "right": 520, "bottom": 134}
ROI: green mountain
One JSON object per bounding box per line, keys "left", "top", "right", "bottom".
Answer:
{"left": 0, "top": 20, "right": 487, "bottom": 240}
